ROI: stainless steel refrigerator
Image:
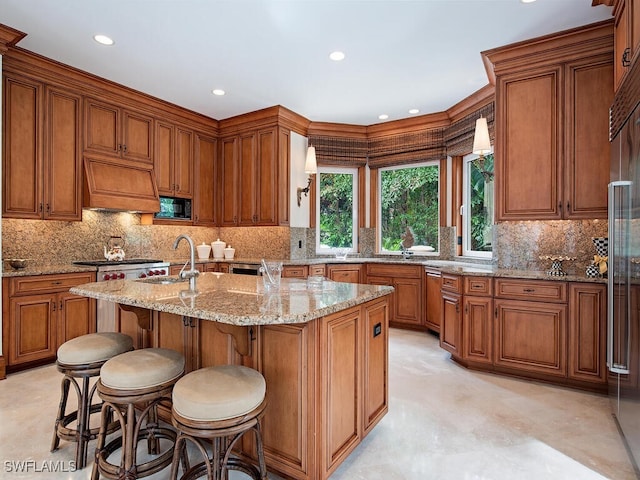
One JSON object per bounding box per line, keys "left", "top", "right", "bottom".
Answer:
{"left": 609, "top": 99, "right": 640, "bottom": 475}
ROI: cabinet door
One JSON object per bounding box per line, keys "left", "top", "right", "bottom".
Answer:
{"left": 155, "top": 121, "right": 175, "bottom": 195}
{"left": 58, "top": 292, "right": 96, "bottom": 345}
{"left": 282, "top": 266, "right": 308, "bottom": 278}
{"left": 3, "top": 74, "right": 43, "bottom": 219}
{"left": 393, "top": 277, "right": 423, "bottom": 327}
{"left": 194, "top": 133, "right": 216, "bottom": 226}
{"left": 239, "top": 133, "right": 257, "bottom": 225}
{"left": 122, "top": 110, "right": 153, "bottom": 163}
{"left": 440, "top": 292, "right": 461, "bottom": 356}
{"left": 196, "top": 320, "right": 242, "bottom": 369}
{"left": 564, "top": 58, "right": 613, "bottom": 219}
{"left": 8, "top": 294, "right": 57, "bottom": 365}
{"left": 494, "top": 299, "right": 567, "bottom": 377}
{"left": 568, "top": 283, "right": 607, "bottom": 384}
{"left": 496, "top": 66, "right": 562, "bottom": 220}
{"left": 256, "top": 128, "right": 277, "bottom": 225}
{"left": 615, "top": 0, "right": 629, "bottom": 90}
{"left": 362, "top": 298, "right": 389, "bottom": 435}
{"left": 310, "top": 264, "right": 326, "bottom": 277}
{"left": 219, "top": 137, "right": 239, "bottom": 226}
{"left": 463, "top": 296, "right": 493, "bottom": 364}
{"left": 425, "top": 270, "right": 442, "bottom": 332}
{"left": 321, "top": 307, "right": 361, "bottom": 475}
{"left": 85, "top": 98, "right": 120, "bottom": 156}
{"left": 366, "top": 276, "right": 395, "bottom": 325}
{"left": 153, "top": 311, "right": 195, "bottom": 372}
{"left": 175, "top": 127, "right": 193, "bottom": 197}
{"left": 45, "top": 87, "right": 82, "bottom": 221}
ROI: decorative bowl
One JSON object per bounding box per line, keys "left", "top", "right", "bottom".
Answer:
{"left": 7, "top": 259, "right": 27, "bottom": 269}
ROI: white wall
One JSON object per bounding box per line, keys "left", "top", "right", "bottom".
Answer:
{"left": 289, "top": 131, "right": 310, "bottom": 228}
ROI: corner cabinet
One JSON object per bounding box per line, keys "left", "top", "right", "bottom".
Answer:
{"left": 3, "top": 74, "right": 83, "bottom": 221}
{"left": 2, "top": 273, "right": 96, "bottom": 371}
{"left": 486, "top": 22, "right": 613, "bottom": 221}
{"left": 219, "top": 126, "right": 290, "bottom": 226}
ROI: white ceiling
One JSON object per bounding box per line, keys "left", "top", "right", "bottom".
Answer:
{"left": 2, "top": 0, "right": 613, "bottom": 126}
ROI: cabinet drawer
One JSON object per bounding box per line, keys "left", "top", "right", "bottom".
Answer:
{"left": 309, "top": 264, "right": 326, "bottom": 277}
{"left": 10, "top": 272, "right": 95, "bottom": 296}
{"left": 366, "top": 263, "right": 421, "bottom": 279}
{"left": 464, "top": 277, "right": 493, "bottom": 296}
{"left": 441, "top": 274, "right": 462, "bottom": 294}
{"left": 283, "top": 266, "right": 308, "bottom": 278}
{"left": 494, "top": 278, "right": 567, "bottom": 303}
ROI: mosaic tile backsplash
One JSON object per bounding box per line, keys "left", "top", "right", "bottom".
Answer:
{"left": 1, "top": 210, "right": 608, "bottom": 277}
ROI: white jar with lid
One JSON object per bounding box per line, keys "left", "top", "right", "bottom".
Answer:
{"left": 211, "top": 239, "right": 226, "bottom": 259}
{"left": 224, "top": 245, "right": 235, "bottom": 260}
{"left": 196, "top": 243, "right": 211, "bottom": 260}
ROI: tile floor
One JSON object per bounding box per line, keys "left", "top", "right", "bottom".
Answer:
{"left": 0, "top": 329, "right": 636, "bottom": 479}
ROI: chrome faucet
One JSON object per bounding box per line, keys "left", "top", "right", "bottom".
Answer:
{"left": 173, "top": 234, "right": 200, "bottom": 291}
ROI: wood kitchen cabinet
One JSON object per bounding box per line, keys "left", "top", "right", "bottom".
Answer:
{"left": 154, "top": 121, "right": 194, "bottom": 198}
{"left": 462, "top": 277, "right": 493, "bottom": 365}
{"left": 326, "top": 264, "right": 362, "bottom": 284}
{"left": 568, "top": 283, "right": 607, "bottom": 385}
{"left": 193, "top": 133, "right": 217, "bottom": 225}
{"left": 3, "top": 75, "right": 82, "bottom": 221}
{"left": 84, "top": 97, "right": 154, "bottom": 163}
{"left": 218, "top": 126, "right": 289, "bottom": 226}
{"left": 485, "top": 22, "right": 613, "bottom": 221}
{"left": 440, "top": 274, "right": 462, "bottom": 356}
{"left": 310, "top": 264, "right": 326, "bottom": 277}
{"left": 282, "top": 265, "right": 309, "bottom": 278}
{"left": 424, "top": 268, "right": 442, "bottom": 333}
{"left": 365, "top": 263, "right": 423, "bottom": 330}
{"left": 607, "top": 0, "right": 640, "bottom": 90}
{"left": 2, "top": 273, "right": 96, "bottom": 371}
{"left": 494, "top": 279, "right": 567, "bottom": 378}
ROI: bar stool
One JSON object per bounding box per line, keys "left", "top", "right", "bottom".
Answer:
{"left": 170, "top": 365, "right": 268, "bottom": 480}
{"left": 51, "top": 332, "right": 134, "bottom": 469}
{"left": 92, "top": 348, "right": 185, "bottom": 480}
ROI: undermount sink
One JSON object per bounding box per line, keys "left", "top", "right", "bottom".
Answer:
{"left": 138, "top": 276, "right": 186, "bottom": 285}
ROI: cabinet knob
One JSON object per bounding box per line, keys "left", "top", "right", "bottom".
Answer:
{"left": 622, "top": 48, "right": 631, "bottom": 67}
{"left": 122, "top": 144, "right": 128, "bottom": 154}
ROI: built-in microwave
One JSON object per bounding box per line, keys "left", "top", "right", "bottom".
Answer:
{"left": 154, "top": 196, "right": 192, "bottom": 220}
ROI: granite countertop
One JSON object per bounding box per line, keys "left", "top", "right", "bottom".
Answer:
{"left": 70, "top": 273, "right": 394, "bottom": 326}
{"left": 2, "top": 257, "right": 607, "bottom": 284}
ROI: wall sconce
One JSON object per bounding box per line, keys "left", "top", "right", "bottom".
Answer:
{"left": 472, "top": 116, "right": 494, "bottom": 182}
{"left": 297, "top": 145, "right": 317, "bottom": 207}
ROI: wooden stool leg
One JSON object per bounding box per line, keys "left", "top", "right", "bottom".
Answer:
{"left": 254, "top": 422, "right": 268, "bottom": 480}
{"left": 91, "top": 402, "right": 113, "bottom": 480}
{"left": 51, "top": 376, "right": 71, "bottom": 453}
{"left": 123, "top": 402, "right": 137, "bottom": 477}
{"left": 75, "top": 375, "right": 92, "bottom": 469}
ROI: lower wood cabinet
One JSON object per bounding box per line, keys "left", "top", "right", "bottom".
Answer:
{"left": 2, "top": 273, "right": 96, "bottom": 371}
{"left": 366, "top": 263, "right": 424, "bottom": 329}
{"left": 282, "top": 265, "right": 308, "bottom": 278}
{"left": 425, "top": 268, "right": 442, "bottom": 332}
{"left": 440, "top": 274, "right": 462, "bottom": 356}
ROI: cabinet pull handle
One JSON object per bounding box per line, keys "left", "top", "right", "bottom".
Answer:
{"left": 623, "top": 48, "right": 631, "bottom": 67}
{"left": 558, "top": 202, "right": 562, "bottom": 211}
{"left": 464, "top": 304, "right": 468, "bottom": 314}
{"left": 523, "top": 288, "right": 535, "bottom": 293}
{"left": 59, "top": 300, "right": 63, "bottom": 310}
{"left": 39, "top": 203, "right": 43, "bottom": 213}
{"left": 45, "top": 203, "right": 50, "bottom": 214}
{"left": 122, "top": 144, "right": 128, "bottom": 154}
{"left": 495, "top": 307, "right": 498, "bottom": 318}
{"left": 455, "top": 303, "right": 459, "bottom": 313}
{"left": 566, "top": 202, "right": 570, "bottom": 211}
{"left": 52, "top": 302, "right": 56, "bottom": 312}
{"left": 51, "top": 281, "right": 62, "bottom": 285}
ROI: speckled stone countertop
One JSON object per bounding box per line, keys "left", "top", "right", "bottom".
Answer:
{"left": 3, "top": 257, "right": 606, "bottom": 284}
{"left": 70, "top": 273, "right": 394, "bottom": 326}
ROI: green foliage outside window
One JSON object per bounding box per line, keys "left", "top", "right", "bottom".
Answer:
{"left": 469, "top": 154, "right": 493, "bottom": 252}
{"left": 380, "top": 164, "right": 439, "bottom": 251}
{"left": 319, "top": 172, "right": 354, "bottom": 248}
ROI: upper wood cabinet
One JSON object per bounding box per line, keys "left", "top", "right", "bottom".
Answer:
{"left": 611, "top": 0, "right": 640, "bottom": 89}
{"left": 193, "top": 133, "right": 217, "bottom": 226}
{"left": 485, "top": 22, "right": 614, "bottom": 221}
{"left": 3, "top": 74, "right": 82, "bottom": 221}
{"left": 154, "top": 121, "right": 194, "bottom": 198}
{"left": 85, "top": 97, "right": 154, "bottom": 163}
{"left": 218, "top": 126, "right": 287, "bottom": 226}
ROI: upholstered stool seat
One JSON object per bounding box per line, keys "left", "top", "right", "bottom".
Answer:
{"left": 51, "top": 332, "right": 134, "bottom": 469}
{"left": 170, "top": 365, "right": 268, "bottom": 480}
{"left": 92, "top": 348, "right": 185, "bottom": 480}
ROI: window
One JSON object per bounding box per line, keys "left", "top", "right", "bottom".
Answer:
{"left": 316, "top": 167, "right": 358, "bottom": 254}
{"left": 378, "top": 162, "right": 439, "bottom": 254}
{"left": 462, "top": 153, "right": 494, "bottom": 258}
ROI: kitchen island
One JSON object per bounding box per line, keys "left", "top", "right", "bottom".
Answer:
{"left": 71, "top": 273, "right": 393, "bottom": 480}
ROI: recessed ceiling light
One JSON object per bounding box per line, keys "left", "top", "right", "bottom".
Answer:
{"left": 212, "top": 89, "right": 225, "bottom": 96}
{"left": 521, "top": 0, "right": 536, "bottom": 3}
{"left": 93, "top": 34, "right": 114, "bottom": 46}
{"left": 378, "top": 114, "right": 389, "bottom": 120}
{"left": 409, "top": 109, "right": 420, "bottom": 114}
{"left": 329, "top": 51, "right": 345, "bottom": 61}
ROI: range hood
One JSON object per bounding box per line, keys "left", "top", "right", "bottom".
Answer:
{"left": 83, "top": 156, "right": 160, "bottom": 213}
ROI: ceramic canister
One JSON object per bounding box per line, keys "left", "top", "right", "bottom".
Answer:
{"left": 211, "top": 239, "right": 226, "bottom": 259}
